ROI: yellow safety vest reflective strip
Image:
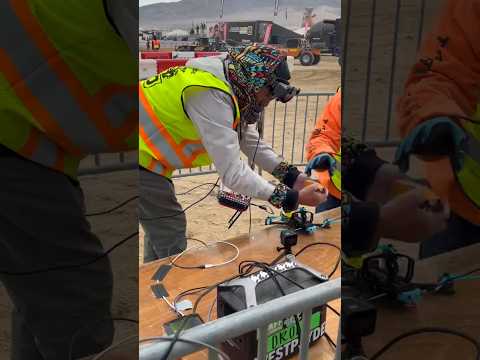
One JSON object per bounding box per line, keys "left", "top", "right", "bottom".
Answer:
{"left": 0, "top": 0, "right": 137, "bottom": 177}
{"left": 139, "top": 66, "right": 240, "bottom": 178}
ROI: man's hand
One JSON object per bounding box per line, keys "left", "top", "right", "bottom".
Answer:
{"left": 298, "top": 183, "right": 329, "bottom": 207}
{"left": 379, "top": 187, "right": 449, "bottom": 243}
{"left": 304, "top": 153, "right": 336, "bottom": 176}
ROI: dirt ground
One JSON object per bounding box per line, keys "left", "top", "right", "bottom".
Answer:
{"left": 0, "top": 171, "right": 139, "bottom": 359}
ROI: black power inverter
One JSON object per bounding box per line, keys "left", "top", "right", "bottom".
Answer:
{"left": 217, "top": 260, "right": 329, "bottom": 360}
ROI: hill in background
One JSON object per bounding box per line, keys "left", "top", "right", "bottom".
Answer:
{"left": 140, "top": 0, "right": 340, "bottom": 31}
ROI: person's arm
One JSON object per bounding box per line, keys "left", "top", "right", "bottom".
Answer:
{"left": 397, "top": 0, "right": 480, "bottom": 136}
{"left": 239, "top": 124, "right": 283, "bottom": 173}
{"left": 306, "top": 91, "right": 341, "bottom": 161}
{"left": 184, "top": 88, "right": 287, "bottom": 202}
{"left": 238, "top": 125, "right": 303, "bottom": 188}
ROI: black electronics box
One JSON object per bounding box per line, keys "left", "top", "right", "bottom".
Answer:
{"left": 217, "top": 260, "right": 329, "bottom": 360}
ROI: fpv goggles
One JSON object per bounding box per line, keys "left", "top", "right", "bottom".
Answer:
{"left": 269, "top": 58, "right": 300, "bottom": 103}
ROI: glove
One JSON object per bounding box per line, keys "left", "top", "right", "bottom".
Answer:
{"left": 394, "top": 117, "right": 467, "bottom": 173}
{"left": 305, "top": 153, "right": 336, "bottom": 176}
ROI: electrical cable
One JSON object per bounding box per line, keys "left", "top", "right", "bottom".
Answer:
{"left": 169, "top": 240, "right": 240, "bottom": 269}
{"left": 250, "top": 202, "right": 275, "bottom": 214}
{"left": 239, "top": 260, "right": 303, "bottom": 344}
{"left": 369, "top": 327, "right": 480, "bottom": 360}
{"left": 2, "top": 193, "right": 139, "bottom": 275}
{"left": 68, "top": 317, "right": 138, "bottom": 360}
{"left": 173, "top": 286, "right": 209, "bottom": 309}
{"left": 225, "top": 130, "right": 261, "bottom": 231}
{"left": 139, "top": 336, "right": 231, "bottom": 360}
{"left": 140, "top": 178, "right": 220, "bottom": 221}
{"left": 0, "top": 231, "right": 138, "bottom": 276}
{"left": 85, "top": 195, "right": 138, "bottom": 217}
{"left": 164, "top": 272, "right": 245, "bottom": 359}
{"left": 92, "top": 334, "right": 139, "bottom": 360}
{"left": 326, "top": 304, "right": 340, "bottom": 317}
{"left": 294, "top": 242, "right": 342, "bottom": 278}
{"left": 324, "top": 331, "right": 336, "bottom": 349}
{"left": 163, "top": 295, "right": 184, "bottom": 317}
{"left": 165, "top": 217, "right": 340, "bottom": 358}
{"left": 175, "top": 182, "right": 220, "bottom": 196}
{"left": 207, "top": 296, "right": 217, "bottom": 322}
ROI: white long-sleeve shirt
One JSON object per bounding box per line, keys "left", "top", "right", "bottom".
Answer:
{"left": 184, "top": 56, "right": 284, "bottom": 201}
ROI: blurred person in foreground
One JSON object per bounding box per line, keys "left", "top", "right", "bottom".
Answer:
{"left": 139, "top": 45, "right": 328, "bottom": 263}
{"left": 0, "top": 1, "right": 137, "bottom": 359}
{"left": 305, "top": 90, "right": 448, "bottom": 257}
{"left": 394, "top": 0, "right": 480, "bottom": 256}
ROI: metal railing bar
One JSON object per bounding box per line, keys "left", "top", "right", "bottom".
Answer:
{"left": 385, "top": 0, "right": 402, "bottom": 141}
{"left": 416, "top": 0, "right": 426, "bottom": 51}
{"left": 361, "top": 0, "right": 377, "bottom": 142}
{"left": 281, "top": 102, "right": 288, "bottom": 157}
{"left": 257, "top": 326, "right": 269, "bottom": 360}
{"left": 139, "top": 278, "right": 341, "bottom": 360}
{"left": 291, "top": 96, "right": 299, "bottom": 163}
{"left": 299, "top": 309, "right": 312, "bottom": 360}
{"left": 272, "top": 100, "right": 277, "bottom": 148}
{"left": 301, "top": 96, "right": 310, "bottom": 162}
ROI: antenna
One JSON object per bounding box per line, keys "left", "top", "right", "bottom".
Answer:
{"left": 274, "top": 0, "right": 279, "bottom": 16}
{"left": 219, "top": 0, "right": 224, "bottom": 19}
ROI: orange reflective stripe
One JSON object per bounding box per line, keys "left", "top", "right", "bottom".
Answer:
{"left": 19, "top": 130, "right": 40, "bottom": 158}
{"left": 96, "top": 84, "right": 138, "bottom": 140}
{"left": 179, "top": 138, "right": 206, "bottom": 163}
{"left": 147, "top": 156, "right": 169, "bottom": 176}
{"left": 139, "top": 125, "right": 173, "bottom": 169}
{"left": 53, "top": 151, "right": 65, "bottom": 172}
{"left": 139, "top": 85, "right": 191, "bottom": 167}
{"left": 232, "top": 96, "right": 240, "bottom": 129}
{"left": 147, "top": 157, "right": 156, "bottom": 172}
{"left": 0, "top": 49, "right": 83, "bottom": 157}
{"left": 11, "top": 0, "right": 131, "bottom": 149}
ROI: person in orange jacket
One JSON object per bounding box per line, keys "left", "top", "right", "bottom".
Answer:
{"left": 306, "top": 90, "right": 448, "bottom": 255}
{"left": 305, "top": 90, "right": 342, "bottom": 210}
{"left": 306, "top": 89, "right": 405, "bottom": 210}
{"left": 395, "top": 0, "right": 480, "bottom": 226}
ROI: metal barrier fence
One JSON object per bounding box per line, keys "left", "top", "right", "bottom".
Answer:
{"left": 78, "top": 152, "right": 137, "bottom": 176}
{"left": 341, "top": 0, "right": 438, "bottom": 150}
{"left": 140, "top": 277, "right": 341, "bottom": 360}
{"left": 172, "top": 92, "right": 335, "bottom": 178}
{"left": 77, "top": 92, "right": 334, "bottom": 177}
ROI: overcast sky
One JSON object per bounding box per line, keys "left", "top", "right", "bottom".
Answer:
{"left": 139, "top": 0, "right": 180, "bottom": 6}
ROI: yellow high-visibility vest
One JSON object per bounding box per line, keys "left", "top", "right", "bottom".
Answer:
{"left": 139, "top": 66, "right": 240, "bottom": 178}
{"left": 0, "top": 0, "right": 137, "bottom": 178}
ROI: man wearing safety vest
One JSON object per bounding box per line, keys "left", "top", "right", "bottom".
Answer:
{"left": 139, "top": 45, "right": 328, "bottom": 262}
{"left": 0, "top": 1, "right": 136, "bottom": 359}
{"left": 395, "top": 1, "right": 480, "bottom": 225}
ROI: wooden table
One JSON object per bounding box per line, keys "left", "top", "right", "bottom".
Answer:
{"left": 363, "top": 243, "right": 480, "bottom": 360}
{"left": 139, "top": 208, "right": 341, "bottom": 360}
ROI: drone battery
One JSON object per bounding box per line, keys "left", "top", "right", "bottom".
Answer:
{"left": 217, "top": 261, "right": 328, "bottom": 360}
{"left": 217, "top": 190, "right": 250, "bottom": 212}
